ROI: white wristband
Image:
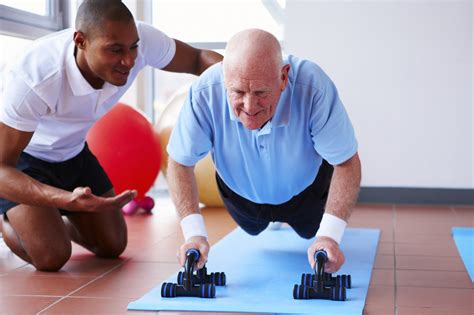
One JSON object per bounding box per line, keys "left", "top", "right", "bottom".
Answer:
{"left": 316, "top": 213, "right": 347, "bottom": 245}
{"left": 180, "top": 214, "right": 208, "bottom": 241}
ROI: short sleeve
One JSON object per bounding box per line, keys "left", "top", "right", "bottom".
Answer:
{"left": 310, "top": 80, "right": 358, "bottom": 165}
{"left": 136, "top": 22, "right": 176, "bottom": 69}
{"left": 0, "top": 70, "right": 49, "bottom": 132}
{"left": 167, "top": 87, "right": 213, "bottom": 166}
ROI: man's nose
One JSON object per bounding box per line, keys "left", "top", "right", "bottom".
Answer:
{"left": 243, "top": 94, "right": 258, "bottom": 112}
{"left": 121, "top": 52, "right": 135, "bottom": 68}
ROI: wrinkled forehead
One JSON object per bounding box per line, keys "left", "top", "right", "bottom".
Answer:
{"left": 224, "top": 57, "right": 279, "bottom": 80}
{"left": 224, "top": 64, "right": 280, "bottom": 92}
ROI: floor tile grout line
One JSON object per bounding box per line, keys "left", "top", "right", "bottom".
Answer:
{"left": 450, "top": 204, "right": 460, "bottom": 233}
{"left": 4, "top": 294, "right": 64, "bottom": 298}
{"left": 35, "top": 257, "right": 132, "bottom": 314}
{"left": 126, "top": 230, "right": 179, "bottom": 254}
{"left": 33, "top": 224, "right": 228, "bottom": 314}
{"left": 12, "top": 203, "right": 466, "bottom": 314}
{"left": 393, "top": 285, "right": 474, "bottom": 290}
{"left": 34, "top": 256, "right": 182, "bottom": 314}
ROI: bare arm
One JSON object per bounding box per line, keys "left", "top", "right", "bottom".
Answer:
{"left": 325, "top": 152, "right": 361, "bottom": 222}
{"left": 0, "top": 122, "right": 66, "bottom": 207}
{"left": 167, "top": 158, "right": 201, "bottom": 218}
{"left": 0, "top": 122, "right": 135, "bottom": 212}
{"left": 307, "top": 152, "right": 361, "bottom": 272}
{"left": 167, "top": 158, "right": 209, "bottom": 268}
{"left": 162, "top": 40, "right": 223, "bottom": 75}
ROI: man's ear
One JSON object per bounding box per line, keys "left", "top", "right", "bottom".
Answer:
{"left": 280, "top": 64, "right": 291, "bottom": 91}
{"left": 73, "top": 31, "right": 86, "bottom": 49}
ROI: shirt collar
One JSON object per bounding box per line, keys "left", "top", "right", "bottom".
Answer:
{"left": 271, "top": 78, "right": 292, "bottom": 128}
{"left": 65, "top": 42, "right": 95, "bottom": 96}
{"left": 226, "top": 92, "right": 238, "bottom": 121}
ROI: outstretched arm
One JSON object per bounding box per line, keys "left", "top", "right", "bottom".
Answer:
{"left": 0, "top": 122, "right": 135, "bottom": 212}
{"left": 307, "top": 152, "right": 361, "bottom": 272}
{"left": 162, "top": 39, "right": 223, "bottom": 75}
{"left": 167, "top": 157, "right": 209, "bottom": 269}
{"left": 325, "top": 152, "right": 361, "bottom": 222}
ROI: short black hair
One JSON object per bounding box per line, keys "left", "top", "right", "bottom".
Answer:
{"left": 75, "top": 0, "right": 134, "bottom": 37}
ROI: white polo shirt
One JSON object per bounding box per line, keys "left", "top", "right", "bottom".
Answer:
{"left": 0, "top": 21, "right": 175, "bottom": 162}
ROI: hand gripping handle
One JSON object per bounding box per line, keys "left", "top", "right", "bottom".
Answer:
{"left": 314, "top": 250, "right": 328, "bottom": 265}
{"left": 314, "top": 250, "right": 328, "bottom": 279}
{"left": 183, "top": 249, "right": 201, "bottom": 289}
{"left": 186, "top": 248, "right": 200, "bottom": 261}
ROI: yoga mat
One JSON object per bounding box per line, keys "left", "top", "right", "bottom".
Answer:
{"left": 129, "top": 227, "right": 380, "bottom": 314}
{"left": 452, "top": 227, "right": 474, "bottom": 282}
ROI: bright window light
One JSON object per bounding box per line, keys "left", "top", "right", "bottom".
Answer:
{"left": 0, "top": 0, "right": 47, "bottom": 16}
{"left": 151, "top": 1, "right": 285, "bottom": 123}
{"left": 153, "top": 0, "right": 283, "bottom": 42}
{"left": 0, "top": 34, "right": 32, "bottom": 73}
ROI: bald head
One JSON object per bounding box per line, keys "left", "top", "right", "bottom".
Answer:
{"left": 224, "top": 29, "right": 282, "bottom": 75}
{"left": 223, "top": 29, "right": 290, "bottom": 130}
{"left": 75, "top": 0, "right": 134, "bottom": 38}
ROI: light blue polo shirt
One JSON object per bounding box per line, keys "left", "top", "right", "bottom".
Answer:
{"left": 167, "top": 55, "right": 357, "bottom": 205}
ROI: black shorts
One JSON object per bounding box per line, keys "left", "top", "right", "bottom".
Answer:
{"left": 0, "top": 143, "right": 113, "bottom": 215}
{"left": 216, "top": 160, "right": 334, "bottom": 239}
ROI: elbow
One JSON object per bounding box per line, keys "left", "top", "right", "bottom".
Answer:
{"left": 335, "top": 152, "right": 362, "bottom": 186}
{"left": 167, "top": 157, "right": 194, "bottom": 174}
{"left": 193, "top": 49, "right": 223, "bottom": 75}
{"left": 352, "top": 153, "right": 362, "bottom": 184}
{"left": 193, "top": 50, "right": 206, "bottom": 76}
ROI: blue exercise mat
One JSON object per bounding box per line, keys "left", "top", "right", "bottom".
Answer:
{"left": 452, "top": 227, "right": 474, "bottom": 282}
{"left": 128, "top": 227, "right": 380, "bottom": 314}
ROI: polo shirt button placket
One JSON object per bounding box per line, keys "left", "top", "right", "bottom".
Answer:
{"left": 258, "top": 139, "right": 267, "bottom": 155}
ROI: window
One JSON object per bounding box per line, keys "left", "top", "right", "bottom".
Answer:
{"left": 0, "top": 0, "right": 47, "bottom": 15}
{"left": 152, "top": 0, "right": 284, "bottom": 122}
{"left": 153, "top": 0, "right": 284, "bottom": 44}
{"left": 0, "top": 0, "right": 65, "bottom": 39}
{"left": 0, "top": 34, "right": 32, "bottom": 73}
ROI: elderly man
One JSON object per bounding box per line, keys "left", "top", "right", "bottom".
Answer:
{"left": 0, "top": 0, "right": 222, "bottom": 271}
{"left": 167, "top": 29, "right": 361, "bottom": 271}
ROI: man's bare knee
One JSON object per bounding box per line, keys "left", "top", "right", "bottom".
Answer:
{"left": 89, "top": 230, "right": 127, "bottom": 258}
{"left": 31, "top": 244, "right": 72, "bottom": 271}
{"left": 64, "top": 205, "right": 127, "bottom": 258}
{"left": 94, "top": 237, "right": 127, "bottom": 258}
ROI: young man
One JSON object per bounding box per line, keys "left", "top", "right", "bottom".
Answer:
{"left": 0, "top": 0, "right": 222, "bottom": 271}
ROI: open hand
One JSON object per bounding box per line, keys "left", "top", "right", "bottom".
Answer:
{"left": 67, "top": 187, "right": 137, "bottom": 212}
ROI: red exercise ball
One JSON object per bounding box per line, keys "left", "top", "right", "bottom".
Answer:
{"left": 87, "top": 103, "right": 161, "bottom": 199}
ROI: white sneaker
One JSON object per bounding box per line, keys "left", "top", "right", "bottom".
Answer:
{"left": 267, "top": 222, "right": 283, "bottom": 231}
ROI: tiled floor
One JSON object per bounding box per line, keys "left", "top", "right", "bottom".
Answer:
{"left": 0, "top": 198, "right": 473, "bottom": 314}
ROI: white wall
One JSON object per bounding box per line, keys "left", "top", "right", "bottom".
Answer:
{"left": 285, "top": 0, "right": 473, "bottom": 189}
{"left": 472, "top": 2, "right": 474, "bottom": 190}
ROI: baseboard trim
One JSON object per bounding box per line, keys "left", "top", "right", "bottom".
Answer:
{"left": 358, "top": 187, "right": 474, "bottom": 205}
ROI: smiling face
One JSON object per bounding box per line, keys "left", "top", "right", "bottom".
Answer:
{"left": 224, "top": 64, "right": 289, "bottom": 130}
{"left": 74, "top": 19, "right": 139, "bottom": 89}
{"left": 223, "top": 29, "right": 289, "bottom": 130}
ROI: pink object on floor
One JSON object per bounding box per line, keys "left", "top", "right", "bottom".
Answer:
{"left": 122, "top": 196, "right": 155, "bottom": 215}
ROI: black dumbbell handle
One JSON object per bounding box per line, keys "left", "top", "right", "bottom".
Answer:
{"left": 186, "top": 248, "right": 200, "bottom": 262}
{"left": 314, "top": 250, "right": 328, "bottom": 273}
{"left": 183, "top": 248, "right": 200, "bottom": 290}
{"left": 313, "top": 249, "right": 328, "bottom": 290}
